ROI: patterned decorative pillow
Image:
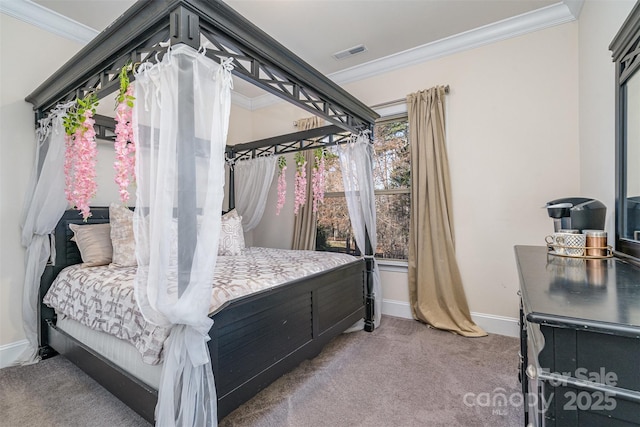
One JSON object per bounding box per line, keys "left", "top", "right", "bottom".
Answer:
{"left": 69, "top": 223, "right": 112, "bottom": 267}
{"left": 218, "top": 209, "right": 245, "bottom": 256}
{"left": 110, "top": 203, "right": 137, "bottom": 267}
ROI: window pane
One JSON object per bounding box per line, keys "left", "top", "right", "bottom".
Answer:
{"left": 316, "top": 196, "right": 360, "bottom": 255}
{"left": 324, "top": 120, "right": 410, "bottom": 192}
{"left": 375, "top": 193, "right": 410, "bottom": 260}
{"left": 324, "top": 150, "right": 344, "bottom": 192}
{"left": 373, "top": 121, "right": 410, "bottom": 190}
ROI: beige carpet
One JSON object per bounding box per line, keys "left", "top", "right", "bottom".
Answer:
{"left": 1, "top": 316, "right": 523, "bottom": 427}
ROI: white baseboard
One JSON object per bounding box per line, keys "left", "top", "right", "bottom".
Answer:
{"left": 470, "top": 312, "right": 520, "bottom": 338}
{"left": 381, "top": 299, "right": 414, "bottom": 319}
{"left": 0, "top": 339, "right": 29, "bottom": 369}
{"left": 381, "top": 299, "right": 519, "bottom": 338}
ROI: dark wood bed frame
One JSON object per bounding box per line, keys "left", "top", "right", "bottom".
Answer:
{"left": 39, "top": 207, "right": 366, "bottom": 422}
{"left": 27, "top": 0, "right": 379, "bottom": 423}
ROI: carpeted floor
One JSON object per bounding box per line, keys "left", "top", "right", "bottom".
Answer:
{"left": 0, "top": 316, "right": 523, "bottom": 427}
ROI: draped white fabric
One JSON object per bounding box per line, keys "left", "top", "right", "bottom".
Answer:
{"left": 338, "top": 133, "right": 382, "bottom": 329}
{"left": 133, "top": 45, "right": 232, "bottom": 427}
{"left": 234, "top": 156, "right": 277, "bottom": 231}
{"left": 18, "top": 103, "right": 73, "bottom": 365}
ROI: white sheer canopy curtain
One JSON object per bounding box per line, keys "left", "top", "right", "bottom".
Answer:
{"left": 18, "top": 102, "right": 73, "bottom": 365}
{"left": 234, "top": 156, "right": 277, "bottom": 231}
{"left": 133, "top": 45, "right": 233, "bottom": 427}
{"left": 338, "top": 133, "right": 382, "bottom": 330}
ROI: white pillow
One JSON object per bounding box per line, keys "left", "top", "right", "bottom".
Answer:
{"left": 70, "top": 223, "right": 112, "bottom": 267}
{"left": 109, "top": 203, "right": 137, "bottom": 267}
{"left": 218, "top": 209, "right": 245, "bottom": 256}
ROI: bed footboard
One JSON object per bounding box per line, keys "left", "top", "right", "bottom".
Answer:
{"left": 211, "top": 260, "right": 365, "bottom": 418}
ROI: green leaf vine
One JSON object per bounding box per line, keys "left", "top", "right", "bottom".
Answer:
{"left": 63, "top": 93, "right": 99, "bottom": 136}
{"left": 116, "top": 61, "right": 135, "bottom": 108}
{"left": 295, "top": 151, "right": 306, "bottom": 172}
{"left": 313, "top": 147, "right": 325, "bottom": 169}
{"left": 278, "top": 155, "right": 287, "bottom": 172}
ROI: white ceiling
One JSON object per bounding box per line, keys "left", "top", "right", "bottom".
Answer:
{"left": 27, "top": 0, "right": 568, "bottom": 102}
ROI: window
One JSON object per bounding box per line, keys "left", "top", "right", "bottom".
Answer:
{"left": 316, "top": 117, "right": 410, "bottom": 260}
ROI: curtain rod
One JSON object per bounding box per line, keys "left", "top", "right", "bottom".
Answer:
{"left": 369, "top": 85, "right": 450, "bottom": 110}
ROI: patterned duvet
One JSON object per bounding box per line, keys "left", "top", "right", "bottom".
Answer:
{"left": 43, "top": 247, "right": 357, "bottom": 364}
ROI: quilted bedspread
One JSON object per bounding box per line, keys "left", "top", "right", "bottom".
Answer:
{"left": 43, "top": 247, "right": 357, "bottom": 364}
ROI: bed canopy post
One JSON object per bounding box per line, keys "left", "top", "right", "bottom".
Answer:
{"left": 176, "top": 52, "right": 198, "bottom": 294}
{"left": 226, "top": 148, "right": 236, "bottom": 211}
{"left": 364, "top": 229, "right": 375, "bottom": 332}
{"left": 170, "top": 5, "right": 200, "bottom": 50}
{"left": 363, "top": 122, "right": 376, "bottom": 331}
{"left": 170, "top": 5, "right": 202, "bottom": 293}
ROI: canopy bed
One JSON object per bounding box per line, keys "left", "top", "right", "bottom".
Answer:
{"left": 23, "top": 0, "right": 380, "bottom": 425}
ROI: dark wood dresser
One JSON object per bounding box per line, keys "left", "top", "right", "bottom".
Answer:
{"left": 515, "top": 245, "right": 640, "bottom": 426}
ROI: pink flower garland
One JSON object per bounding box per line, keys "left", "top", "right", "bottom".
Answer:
{"left": 276, "top": 161, "right": 287, "bottom": 216}
{"left": 294, "top": 152, "right": 307, "bottom": 215}
{"left": 64, "top": 133, "right": 76, "bottom": 207}
{"left": 114, "top": 84, "right": 136, "bottom": 204}
{"left": 311, "top": 149, "right": 325, "bottom": 213}
{"left": 64, "top": 107, "right": 98, "bottom": 220}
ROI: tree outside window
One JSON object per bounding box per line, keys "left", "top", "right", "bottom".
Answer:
{"left": 316, "top": 118, "right": 410, "bottom": 260}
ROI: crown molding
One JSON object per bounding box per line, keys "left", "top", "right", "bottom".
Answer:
{"left": 250, "top": 92, "right": 281, "bottom": 110}
{"left": 231, "top": 91, "right": 281, "bottom": 110}
{"left": 3, "top": 0, "right": 583, "bottom": 110}
{"left": 0, "top": 0, "right": 98, "bottom": 44}
{"left": 563, "top": 0, "right": 585, "bottom": 19}
{"left": 329, "top": 0, "right": 583, "bottom": 86}
{"left": 231, "top": 91, "right": 253, "bottom": 110}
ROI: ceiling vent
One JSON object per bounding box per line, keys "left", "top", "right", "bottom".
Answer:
{"left": 333, "top": 44, "right": 367, "bottom": 60}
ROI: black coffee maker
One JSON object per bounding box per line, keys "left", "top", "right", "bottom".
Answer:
{"left": 545, "top": 197, "right": 606, "bottom": 232}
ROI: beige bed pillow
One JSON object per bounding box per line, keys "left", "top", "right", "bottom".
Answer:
{"left": 218, "top": 209, "right": 245, "bottom": 256}
{"left": 110, "top": 203, "right": 137, "bottom": 267}
{"left": 69, "top": 223, "right": 112, "bottom": 267}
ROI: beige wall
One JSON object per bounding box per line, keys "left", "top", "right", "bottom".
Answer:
{"left": 0, "top": 15, "right": 83, "bottom": 348}
{"left": 246, "top": 102, "right": 319, "bottom": 248}
{"left": 227, "top": 103, "right": 255, "bottom": 145}
{"left": 578, "top": 0, "right": 635, "bottom": 239}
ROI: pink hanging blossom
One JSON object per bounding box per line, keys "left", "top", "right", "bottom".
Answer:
{"left": 114, "top": 83, "right": 136, "bottom": 204}
{"left": 63, "top": 94, "right": 99, "bottom": 221}
{"left": 311, "top": 149, "right": 326, "bottom": 213}
{"left": 294, "top": 152, "right": 307, "bottom": 215}
{"left": 76, "top": 110, "right": 98, "bottom": 220}
{"left": 276, "top": 165, "right": 287, "bottom": 215}
{"left": 64, "top": 133, "right": 76, "bottom": 207}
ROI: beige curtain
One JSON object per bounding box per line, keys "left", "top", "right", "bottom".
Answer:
{"left": 407, "top": 86, "right": 486, "bottom": 337}
{"left": 291, "top": 116, "right": 322, "bottom": 250}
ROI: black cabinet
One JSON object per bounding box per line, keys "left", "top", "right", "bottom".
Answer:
{"left": 515, "top": 246, "right": 640, "bottom": 426}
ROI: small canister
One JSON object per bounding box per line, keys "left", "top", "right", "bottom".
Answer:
{"left": 585, "top": 230, "right": 607, "bottom": 256}
{"left": 559, "top": 229, "right": 580, "bottom": 234}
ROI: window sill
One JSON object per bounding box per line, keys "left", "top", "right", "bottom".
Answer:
{"left": 376, "top": 259, "right": 408, "bottom": 273}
